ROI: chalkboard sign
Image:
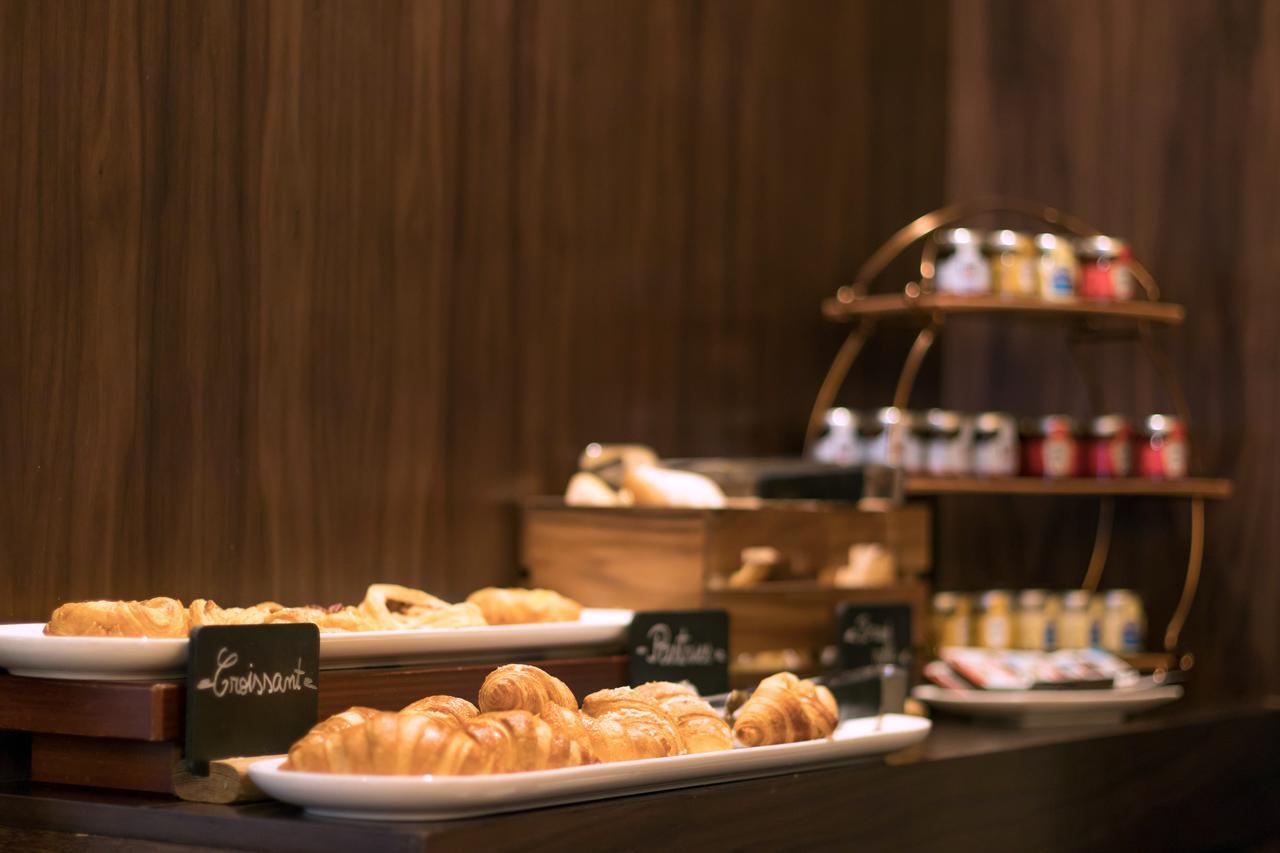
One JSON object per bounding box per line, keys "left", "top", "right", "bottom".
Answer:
{"left": 835, "top": 603, "right": 913, "bottom": 671}
{"left": 185, "top": 624, "right": 320, "bottom": 773}
{"left": 628, "top": 610, "right": 729, "bottom": 695}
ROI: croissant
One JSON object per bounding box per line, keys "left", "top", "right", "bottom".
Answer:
{"left": 478, "top": 664, "right": 580, "bottom": 715}
{"left": 632, "top": 681, "right": 732, "bottom": 753}
{"left": 465, "top": 588, "right": 582, "bottom": 625}
{"left": 581, "top": 687, "right": 685, "bottom": 760}
{"left": 284, "top": 706, "right": 383, "bottom": 770}
{"left": 45, "top": 598, "right": 190, "bottom": 638}
{"left": 401, "top": 695, "right": 479, "bottom": 726}
{"left": 731, "top": 672, "right": 839, "bottom": 747}
{"left": 286, "top": 710, "right": 591, "bottom": 775}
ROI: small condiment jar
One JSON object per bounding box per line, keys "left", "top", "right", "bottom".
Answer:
{"left": 930, "top": 591, "right": 971, "bottom": 650}
{"left": 900, "top": 410, "right": 929, "bottom": 475}
{"left": 971, "top": 411, "right": 1019, "bottom": 476}
{"left": 1086, "top": 414, "right": 1132, "bottom": 477}
{"left": 933, "top": 228, "right": 991, "bottom": 295}
{"left": 1101, "top": 589, "right": 1146, "bottom": 654}
{"left": 1057, "top": 590, "right": 1095, "bottom": 649}
{"left": 1033, "top": 232, "right": 1078, "bottom": 300}
{"left": 1076, "top": 235, "right": 1133, "bottom": 300}
{"left": 859, "top": 407, "right": 910, "bottom": 468}
{"left": 1020, "top": 415, "right": 1080, "bottom": 478}
{"left": 985, "top": 230, "right": 1037, "bottom": 297}
{"left": 1015, "top": 589, "right": 1053, "bottom": 650}
{"left": 924, "top": 409, "right": 973, "bottom": 476}
{"left": 811, "top": 407, "right": 860, "bottom": 466}
{"left": 1134, "top": 414, "right": 1188, "bottom": 478}
{"left": 973, "top": 590, "right": 1014, "bottom": 649}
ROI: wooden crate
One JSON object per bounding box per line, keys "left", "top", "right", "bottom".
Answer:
{"left": 523, "top": 498, "right": 932, "bottom": 658}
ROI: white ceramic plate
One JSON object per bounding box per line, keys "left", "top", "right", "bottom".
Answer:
{"left": 248, "top": 714, "right": 932, "bottom": 821}
{"left": 912, "top": 684, "right": 1182, "bottom": 727}
{"left": 0, "top": 609, "right": 632, "bottom": 681}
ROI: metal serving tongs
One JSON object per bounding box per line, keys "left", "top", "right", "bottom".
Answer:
{"left": 703, "top": 663, "right": 909, "bottom": 730}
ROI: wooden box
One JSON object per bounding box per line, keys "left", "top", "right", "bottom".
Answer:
{"left": 522, "top": 498, "right": 932, "bottom": 662}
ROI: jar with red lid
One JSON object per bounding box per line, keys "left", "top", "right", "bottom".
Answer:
{"left": 1134, "top": 414, "right": 1188, "bottom": 478}
{"left": 1086, "top": 414, "right": 1132, "bottom": 477}
{"left": 1020, "top": 415, "right": 1081, "bottom": 478}
{"left": 1076, "top": 236, "right": 1133, "bottom": 300}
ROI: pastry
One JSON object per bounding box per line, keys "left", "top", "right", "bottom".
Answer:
{"left": 285, "top": 709, "right": 591, "bottom": 775}
{"left": 564, "top": 471, "right": 622, "bottom": 507}
{"left": 623, "top": 464, "right": 726, "bottom": 508}
{"left": 284, "top": 706, "right": 383, "bottom": 771}
{"left": 632, "top": 681, "right": 732, "bottom": 753}
{"left": 465, "top": 588, "right": 582, "bottom": 625}
{"left": 478, "top": 665, "right": 688, "bottom": 763}
{"left": 401, "top": 695, "right": 480, "bottom": 726}
{"left": 45, "top": 598, "right": 190, "bottom": 638}
{"left": 478, "top": 664, "right": 579, "bottom": 715}
{"left": 731, "top": 672, "right": 838, "bottom": 747}
{"left": 188, "top": 599, "right": 285, "bottom": 627}
{"left": 581, "top": 687, "right": 685, "bottom": 759}
{"left": 359, "top": 584, "right": 487, "bottom": 629}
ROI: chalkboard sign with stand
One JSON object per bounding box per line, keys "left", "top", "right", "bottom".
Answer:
{"left": 185, "top": 623, "right": 320, "bottom": 774}
{"left": 627, "top": 610, "right": 730, "bottom": 695}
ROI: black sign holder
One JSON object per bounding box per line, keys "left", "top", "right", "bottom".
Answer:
{"left": 184, "top": 623, "right": 320, "bottom": 774}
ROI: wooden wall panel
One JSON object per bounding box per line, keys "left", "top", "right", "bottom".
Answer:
{"left": 0, "top": 0, "right": 948, "bottom": 618}
{"left": 941, "top": 0, "right": 1280, "bottom": 698}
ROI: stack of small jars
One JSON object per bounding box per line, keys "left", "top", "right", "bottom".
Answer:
{"left": 812, "top": 408, "right": 1188, "bottom": 480}
{"left": 931, "top": 589, "right": 1147, "bottom": 654}
{"left": 932, "top": 227, "right": 1134, "bottom": 301}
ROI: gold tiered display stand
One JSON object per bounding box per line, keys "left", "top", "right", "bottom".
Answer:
{"left": 805, "top": 198, "right": 1232, "bottom": 675}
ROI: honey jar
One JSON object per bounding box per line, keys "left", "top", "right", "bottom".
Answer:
{"left": 985, "top": 230, "right": 1037, "bottom": 297}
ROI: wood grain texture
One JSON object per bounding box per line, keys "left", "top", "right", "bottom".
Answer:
{"left": 939, "top": 0, "right": 1280, "bottom": 699}
{"left": 0, "top": 0, "right": 948, "bottom": 619}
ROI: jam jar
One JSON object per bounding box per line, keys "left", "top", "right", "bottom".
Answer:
{"left": 971, "top": 412, "right": 1019, "bottom": 476}
{"left": 985, "top": 230, "right": 1037, "bottom": 297}
{"left": 933, "top": 228, "right": 991, "bottom": 295}
{"left": 1077, "top": 235, "right": 1134, "bottom": 300}
{"left": 1021, "top": 415, "right": 1080, "bottom": 478}
{"left": 811, "top": 407, "right": 860, "bottom": 466}
{"left": 1033, "top": 232, "right": 1078, "bottom": 300}
{"left": 1086, "top": 414, "right": 1132, "bottom": 477}
{"left": 924, "top": 409, "right": 973, "bottom": 476}
{"left": 1135, "top": 414, "right": 1188, "bottom": 478}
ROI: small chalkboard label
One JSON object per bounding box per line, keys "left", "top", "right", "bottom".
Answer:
{"left": 836, "top": 603, "right": 913, "bottom": 671}
{"left": 185, "top": 624, "right": 320, "bottom": 772}
{"left": 628, "top": 610, "right": 729, "bottom": 695}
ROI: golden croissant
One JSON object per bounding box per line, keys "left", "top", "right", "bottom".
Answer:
{"left": 465, "top": 588, "right": 581, "bottom": 625}
{"left": 45, "top": 598, "right": 189, "bottom": 638}
{"left": 632, "top": 681, "right": 732, "bottom": 753}
{"left": 286, "top": 710, "right": 591, "bottom": 775}
{"left": 478, "top": 665, "right": 685, "bottom": 762}
{"left": 285, "top": 706, "right": 383, "bottom": 771}
{"left": 401, "top": 695, "right": 479, "bottom": 726}
{"left": 581, "top": 687, "right": 685, "bottom": 760}
{"left": 731, "top": 672, "right": 838, "bottom": 747}
{"left": 478, "top": 664, "right": 580, "bottom": 716}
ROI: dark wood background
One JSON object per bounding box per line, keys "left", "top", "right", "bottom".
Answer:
{"left": 2, "top": 0, "right": 1275, "bottom": 699}
{"left": 935, "top": 0, "right": 1279, "bottom": 700}
{"left": 0, "top": 0, "right": 946, "bottom": 610}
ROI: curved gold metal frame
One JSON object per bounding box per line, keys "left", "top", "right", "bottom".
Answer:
{"left": 809, "top": 197, "right": 1203, "bottom": 668}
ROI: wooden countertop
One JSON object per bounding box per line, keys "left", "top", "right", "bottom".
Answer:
{"left": 0, "top": 702, "right": 1276, "bottom": 852}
